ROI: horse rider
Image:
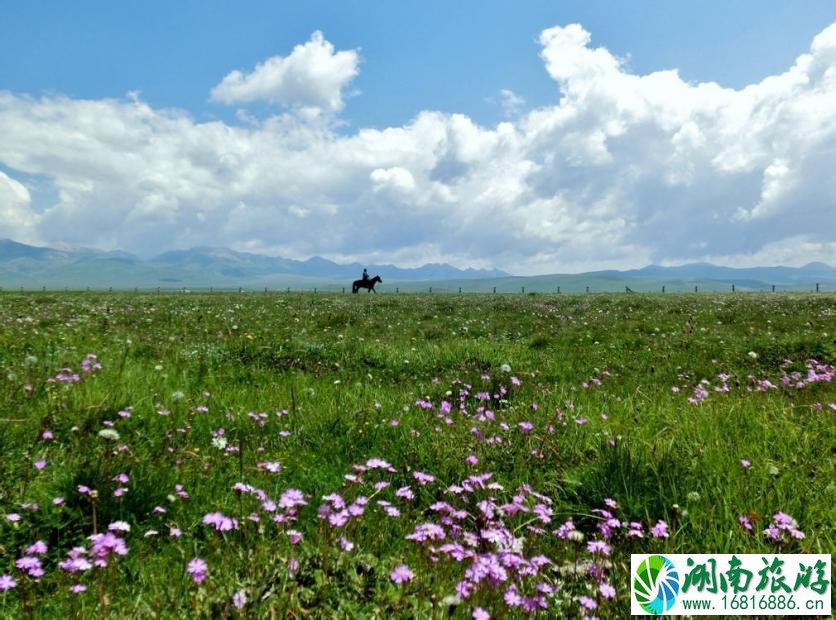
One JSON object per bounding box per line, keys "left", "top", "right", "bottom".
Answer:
{"left": 361, "top": 268, "right": 369, "bottom": 283}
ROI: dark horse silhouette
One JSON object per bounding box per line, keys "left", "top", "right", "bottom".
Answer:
{"left": 352, "top": 275, "right": 382, "bottom": 293}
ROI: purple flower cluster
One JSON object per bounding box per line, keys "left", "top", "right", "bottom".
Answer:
{"left": 48, "top": 353, "right": 101, "bottom": 384}
{"left": 763, "top": 512, "right": 805, "bottom": 542}
{"left": 683, "top": 357, "right": 834, "bottom": 405}
{"left": 202, "top": 511, "right": 239, "bottom": 532}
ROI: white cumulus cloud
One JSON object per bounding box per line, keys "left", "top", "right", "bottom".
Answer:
{"left": 370, "top": 167, "right": 416, "bottom": 194}
{"left": 210, "top": 31, "right": 359, "bottom": 113}
{"left": 0, "top": 23, "right": 835, "bottom": 272}
{"left": 499, "top": 89, "right": 525, "bottom": 116}
{"left": 0, "top": 170, "right": 38, "bottom": 241}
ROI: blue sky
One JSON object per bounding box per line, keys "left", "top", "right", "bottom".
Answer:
{"left": 0, "top": 2, "right": 835, "bottom": 273}
{"left": 3, "top": 1, "right": 834, "bottom": 129}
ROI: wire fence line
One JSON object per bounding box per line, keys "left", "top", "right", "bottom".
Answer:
{"left": 0, "top": 283, "right": 831, "bottom": 295}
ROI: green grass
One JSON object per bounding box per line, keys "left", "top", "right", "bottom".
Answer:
{"left": 0, "top": 292, "right": 833, "bottom": 617}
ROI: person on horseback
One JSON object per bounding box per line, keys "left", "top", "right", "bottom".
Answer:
{"left": 352, "top": 271, "right": 381, "bottom": 293}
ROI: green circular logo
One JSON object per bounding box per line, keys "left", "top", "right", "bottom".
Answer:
{"left": 633, "top": 555, "right": 680, "bottom": 615}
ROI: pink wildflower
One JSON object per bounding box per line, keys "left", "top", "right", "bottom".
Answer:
{"left": 278, "top": 488, "right": 307, "bottom": 509}
{"left": 390, "top": 564, "right": 414, "bottom": 584}
{"left": 587, "top": 540, "right": 611, "bottom": 555}
{"left": 0, "top": 574, "right": 17, "bottom": 591}
{"left": 395, "top": 486, "right": 414, "bottom": 501}
{"left": 258, "top": 461, "right": 281, "bottom": 473}
{"left": 202, "top": 511, "right": 239, "bottom": 532}
{"left": 651, "top": 520, "right": 669, "bottom": 539}
{"left": 187, "top": 558, "right": 207, "bottom": 583}
{"left": 232, "top": 590, "right": 246, "bottom": 609}
{"left": 15, "top": 556, "right": 43, "bottom": 578}
{"left": 26, "top": 540, "right": 48, "bottom": 555}
{"left": 413, "top": 471, "right": 435, "bottom": 485}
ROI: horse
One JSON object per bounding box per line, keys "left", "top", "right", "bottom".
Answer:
{"left": 352, "top": 275, "right": 382, "bottom": 293}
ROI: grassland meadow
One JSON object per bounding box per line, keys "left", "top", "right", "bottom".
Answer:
{"left": 0, "top": 292, "right": 833, "bottom": 618}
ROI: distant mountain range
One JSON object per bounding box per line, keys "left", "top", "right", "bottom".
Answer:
{"left": 0, "top": 239, "right": 833, "bottom": 292}
{"left": 0, "top": 239, "right": 508, "bottom": 288}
